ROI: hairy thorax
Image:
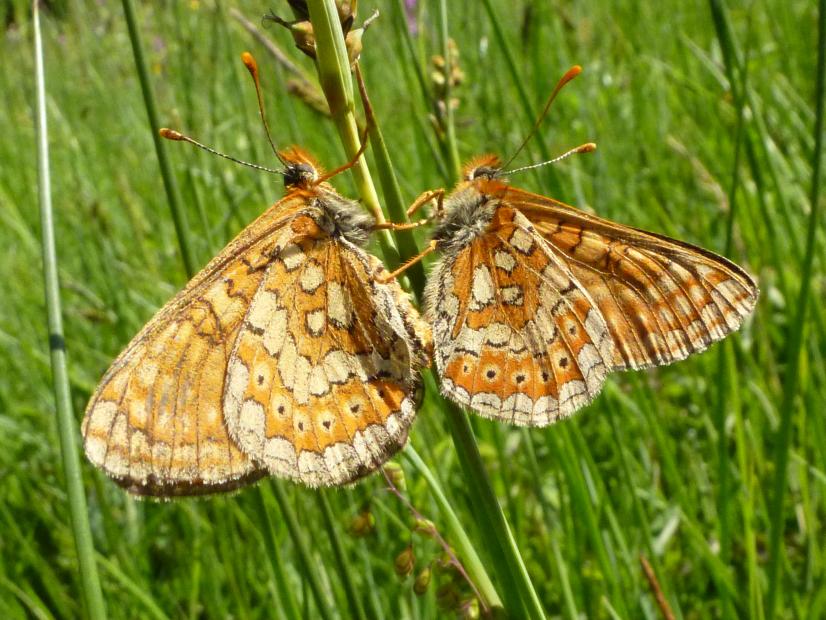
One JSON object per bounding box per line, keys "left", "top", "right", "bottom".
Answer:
{"left": 431, "top": 185, "right": 501, "bottom": 256}
{"left": 311, "top": 187, "right": 375, "bottom": 247}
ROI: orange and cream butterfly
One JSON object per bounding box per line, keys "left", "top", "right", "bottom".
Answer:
{"left": 82, "top": 53, "right": 430, "bottom": 496}
{"left": 384, "top": 66, "right": 757, "bottom": 425}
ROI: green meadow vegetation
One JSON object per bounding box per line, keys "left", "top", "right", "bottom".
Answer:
{"left": 2, "top": 0, "right": 824, "bottom": 617}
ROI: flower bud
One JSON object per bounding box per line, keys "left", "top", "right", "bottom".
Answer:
{"left": 394, "top": 545, "right": 415, "bottom": 578}
{"left": 413, "top": 565, "right": 432, "bottom": 595}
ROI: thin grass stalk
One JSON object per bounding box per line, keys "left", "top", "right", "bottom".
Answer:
{"left": 254, "top": 489, "right": 302, "bottom": 620}
{"left": 316, "top": 491, "right": 367, "bottom": 620}
{"left": 766, "top": 0, "right": 826, "bottom": 615}
{"left": 33, "top": 4, "right": 107, "bottom": 618}
{"left": 266, "top": 483, "right": 337, "bottom": 620}
{"left": 714, "top": 13, "right": 753, "bottom": 618}
{"left": 403, "top": 446, "right": 503, "bottom": 611}
{"left": 121, "top": 0, "right": 197, "bottom": 278}
{"left": 479, "top": 0, "right": 554, "bottom": 171}
{"left": 304, "top": 1, "right": 383, "bottom": 225}
{"left": 443, "top": 400, "right": 545, "bottom": 618}
{"left": 355, "top": 64, "right": 426, "bottom": 289}
{"left": 96, "top": 556, "right": 168, "bottom": 620}
{"left": 519, "top": 430, "right": 580, "bottom": 619}
{"left": 436, "top": 0, "right": 461, "bottom": 178}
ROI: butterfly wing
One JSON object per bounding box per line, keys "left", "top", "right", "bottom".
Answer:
{"left": 83, "top": 196, "right": 309, "bottom": 496}
{"left": 512, "top": 189, "right": 758, "bottom": 370}
{"left": 222, "top": 211, "right": 430, "bottom": 487}
{"left": 425, "top": 204, "right": 615, "bottom": 425}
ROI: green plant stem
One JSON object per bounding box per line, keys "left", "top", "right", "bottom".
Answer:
{"left": 33, "top": 4, "right": 106, "bottom": 618}
{"left": 267, "top": 483, "right": 336, "bottom": 620}
{"left": 403, "top": 446, "right": 502, "bottom": 611}
{"left": 305, "top": 0, "right": 392, "bottom": 247}
{"left": 766, "top": 0, "right": 826, "bottom": 615}
{"left": 437, "top": 0, "right": 461, "bottom": 178}
{"left": 254, "top": 489, "right": 301, "bottom": 620}
{"left": 355, "top": 65, "right": 426, "bottom": 289}
{"left": 316, "top": 492, "right": 367, "bottom": 620}
{"left": 442, "top": 398, "right": 545, "bottom": 618}
{"left": 121, "top": 0, "right": 197, "bottom": 278}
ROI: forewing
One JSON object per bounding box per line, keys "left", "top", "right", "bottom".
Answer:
{"left": 223, "top": 213, "right": 429, "bottom": 487}
{"left": 513, "top": 189, "right": 758, "bottom": 370}
{"left": 425, "top": 205, "right": 614, "bottom": 425}
{"left": 82, "top": 196, "right": 308, "bottom": 496}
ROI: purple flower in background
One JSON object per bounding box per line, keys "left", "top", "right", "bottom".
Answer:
{"left": 404, "top": 0, "right": 418, "bottom": 35}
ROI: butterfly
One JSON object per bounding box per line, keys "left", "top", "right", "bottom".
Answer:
{"left": 384, "top": 69, "right": 758, "bottom": 426}
{"left": 82, "top": 54, "right": 430, "bottom": 496}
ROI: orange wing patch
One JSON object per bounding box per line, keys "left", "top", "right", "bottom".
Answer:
{"left": 426, "top": 204, "right": 614, "bottom": 425}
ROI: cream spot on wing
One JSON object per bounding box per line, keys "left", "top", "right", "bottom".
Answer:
{"left": 136, "top": 359, "right": 159, "bottom": 389}
{"left": 237, "top": 399, "right": 266, "bottom": 452}
{"left": 298, "top": 451, "right": 327, "bottom": 485}
{"left": 324, "top": 443, "right": 359, "bottom": 482}
{"left": 455, "top": 326, "right": 485, "bottom": 355}
{"left": 309, "top": 365, "right": 331, "bottom": 397}
{"left": 558, "top": 379, "right": 588, "bottom": 412}
{"left": 327, "top": 281, "right": 353, "bottom": 329}
{"left": 470, "top": 265, "right": 495, "bottom": 310}
{"left": 224, "top": 359, "right": 250, "bottom": 420}
{"left": 277, "top": 336, "right": 298, "bottom": 388}
{"left": 501, "top": 285, "right": 524, "bottom": 306}
{"left": 262, "top": 309, "right": 288, "bottom": 356}
{"left": 305, "top": 309, "right": 326, "bottom": 337}
{"left": 494, "top": 250, "right": 516, "bottom": 273}
{"left": 485, "top": 322, "right": 511, "bottom": 346}
{"left": 300, "top": 260, "right": 324, "bottom": 293}
{"left": 264, "top": 437, "right": 297, "bottom": 468}
{"left": 324, "top": 350, "right": 364, "bottom": 383}
{"left": 292, "top": 355, "right": 313, "bottom": 404}
{"left": 281, "top": 243, "right": 306, "bottom": 271}
{"left": 509, "top": 227, "right": 534, "bottom": 254}
{"left": 471, "top": 392, "right": 502, "bottom": 414}
{"left": 248, "top": 290, "right": 280, "bottom": 331}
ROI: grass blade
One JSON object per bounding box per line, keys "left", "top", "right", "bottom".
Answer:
{"left": 32, "top": 2, "right": 106, "bottom": 618}
{"left": 121, "top": 0, "right": 197, "bottom": 278}
{"left": 765, "top": 0, "right": 826, "bottom": 615}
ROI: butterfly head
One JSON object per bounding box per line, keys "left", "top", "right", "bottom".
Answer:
{"left": 462, "top": 154, "right": 505, "bottom": 182}
{"left": 279, "top": 146, "right": 323, "bottom": 189}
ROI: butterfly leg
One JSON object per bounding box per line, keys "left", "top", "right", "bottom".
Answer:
{"left": 371, "top": 219, "right": 431, "bottom": 232}
{"left": 406, "top": 189, "right": 446, "bottom": 219}
{"left": 374, "top": 240, "right": 439, "bottom": 284}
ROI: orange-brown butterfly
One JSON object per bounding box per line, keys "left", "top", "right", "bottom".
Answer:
{"left": 82, "top": 53, "right": 430, "bottom": 496}
{"left": 384, "top": 66, "right": 758, "bottom": 426}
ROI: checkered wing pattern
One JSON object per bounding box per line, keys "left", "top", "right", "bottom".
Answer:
{"left": 514, "top": 189, "right": 758, "bottom": 371}
{"left": 426, "top": 204, "right": 615, "bottom": 425}
{"left": 222, "top": 212, "right": 429, "bottom": 487}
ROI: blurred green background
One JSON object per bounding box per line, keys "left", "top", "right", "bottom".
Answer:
{"left": 1, "top": 0, "right": 824, "bottom": 618}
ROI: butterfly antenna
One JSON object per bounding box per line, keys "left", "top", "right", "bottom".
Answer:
{"left": 502, "top": 142, "right": 596, "bottom": 176}
{"left": 241, "top": 51, "right": 288, "bottom": 167}
{"left": 159, "top": 128, "right": 285, "bottom": 175}
{"left": 499, "top": 65, "right": 583, "bottom": 172}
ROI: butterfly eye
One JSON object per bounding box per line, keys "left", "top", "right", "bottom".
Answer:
{"left": 283, "top": 163, "right": 318, "bottom": 188}
{"left": 469, "top": 166, "right": 499, "bottom": 181}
